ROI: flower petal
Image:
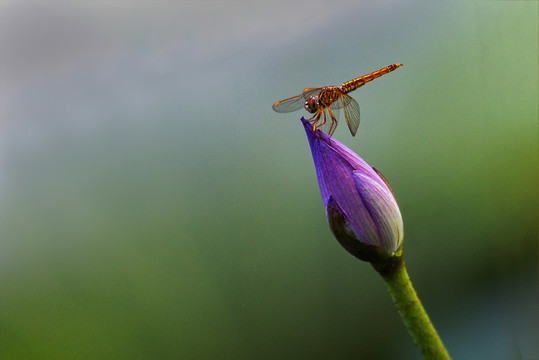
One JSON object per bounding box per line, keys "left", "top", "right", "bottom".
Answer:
{"left": 305, "top": 125, "right": 380, "bottom": 246}
{"left": 353, "top": 171, "right": 403, "bottom": 252}
{"left": 301, "top": 117, "right": 404, "bottom": 255}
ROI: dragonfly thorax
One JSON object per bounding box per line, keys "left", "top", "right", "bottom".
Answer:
{"left": 304, "top": 97, "right": 319, "bottom": 114}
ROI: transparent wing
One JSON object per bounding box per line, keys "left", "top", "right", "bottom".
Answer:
{"left": 302, "top": 87, "right": 322, "bottom": 98}
{"left": 272, "top": 94, "right": 304, "bottom": 113}
{"left": 272, "top": 88, "right": 321, "bottom": 113}
{"left": 340, "top": 94, "right": 360, "bottom": 136}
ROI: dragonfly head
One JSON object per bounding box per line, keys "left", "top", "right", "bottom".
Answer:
{"left": 304, "top": 97, "right": 319, "bottom": 114}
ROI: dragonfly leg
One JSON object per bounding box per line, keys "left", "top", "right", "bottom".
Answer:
{"left": 327, "top": 108, "right": 338, "bottom": 138}
{"left": 309, "top": 113, "right": 321, "bottom": 132}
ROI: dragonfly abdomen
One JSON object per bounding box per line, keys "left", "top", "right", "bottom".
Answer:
{"left": 341, "top": 63, "right": 402, "bottom": 94}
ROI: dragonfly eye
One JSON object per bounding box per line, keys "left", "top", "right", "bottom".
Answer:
{"left": 304, "top": 97, "right": 319, "bottom": 113}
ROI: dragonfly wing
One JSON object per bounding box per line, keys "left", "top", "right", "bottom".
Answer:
{"left": 272, "top": 94, "right": 305, "bottom": 113}
{"left": 272, "top": 88, "right": 322, "bottom": 113}
{"left": 340, "top": 94, "right": 360, "bottom": 136}
{"left": 302, "top": 87, "right": 322, "bottom": 99}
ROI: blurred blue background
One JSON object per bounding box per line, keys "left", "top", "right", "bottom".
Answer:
{"left": 0, "top": 1, "right": 537, "bottom": 359}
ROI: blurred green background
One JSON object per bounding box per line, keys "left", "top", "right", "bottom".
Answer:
{"left": 1, "top": 1, "right": 537, "bottom": 359}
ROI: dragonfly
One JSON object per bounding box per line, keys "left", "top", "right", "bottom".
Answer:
{"left": 272, "top": 63, "right": 402, "bottom": 137}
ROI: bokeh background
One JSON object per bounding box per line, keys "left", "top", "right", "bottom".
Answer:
{"left": 1, "top": 1, "right": 537, "bottom": 359}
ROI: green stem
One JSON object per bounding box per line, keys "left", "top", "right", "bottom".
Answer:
{"left": 371, "top": 256, "right": 451, "bottom": 360}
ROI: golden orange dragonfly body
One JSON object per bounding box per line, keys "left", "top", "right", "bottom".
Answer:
{"left": 272, "top": 63, "right": 402, "bottom": 137}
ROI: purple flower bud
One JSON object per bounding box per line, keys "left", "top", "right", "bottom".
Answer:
{"left": 301, "top": 118, "right": 403, "bottom": 261}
